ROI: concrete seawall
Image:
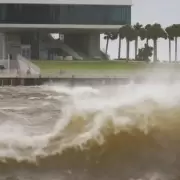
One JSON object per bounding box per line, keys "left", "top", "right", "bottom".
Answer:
{"left": 0, "top": 77, "right": 144, "bottom": 86}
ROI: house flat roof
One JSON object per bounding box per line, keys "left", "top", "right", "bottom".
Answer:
{"left": 0, "top": 0, "right": 132, "bottom": 5}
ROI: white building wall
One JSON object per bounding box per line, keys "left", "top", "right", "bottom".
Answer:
{"left": 0, "top": 0, "right": 132, "bottom": 5}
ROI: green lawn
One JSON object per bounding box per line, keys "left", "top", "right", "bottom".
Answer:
{"left": 32, "top": 60, "right": 180, "bottom": 73}
{"left": 33, "top": 60, "right": 151, "bottom": 73}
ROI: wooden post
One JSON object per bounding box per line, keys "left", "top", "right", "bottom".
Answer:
{"left": 21, "top": 78, "right": 24, "bottom": 86}
{"left": 71, "top": 75, "right": 74, "bottom": 87}
{"left": 34, "top": 78, "right": 37, "bottom": 86}
{"left": 10, "top": 79, "right": 13, "bottom": 86}
{"left": 39, "top": 75, "right": 41, "bottom": 86}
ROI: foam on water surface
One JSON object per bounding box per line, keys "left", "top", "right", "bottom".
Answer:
{"left": 0, "top": 79, "right": 180, "bottom": 179}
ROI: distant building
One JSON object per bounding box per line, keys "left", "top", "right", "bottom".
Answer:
{"left": 0, "top": 0, "right": 132, "bottom": 60}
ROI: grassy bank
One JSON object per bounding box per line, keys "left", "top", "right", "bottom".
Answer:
{"left": 33, "top": 60, "right": 149, "bottom": 73}
{"left": 33, "top": 60, "right": 180, "bottom": 73}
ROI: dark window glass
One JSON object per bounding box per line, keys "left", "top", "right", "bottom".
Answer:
{"left": 0, "top": 4, "right": 131, "bottom": 25}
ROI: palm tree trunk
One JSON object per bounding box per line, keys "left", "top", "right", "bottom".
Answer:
{"left": 156, "top": 40, "right": 158, "bottom": 62}
{"left": 105, "top": 38, "right": 109, "bottom": 54}
{"left": 169, "top": 39, "right": 171, "bottom": 63}
{"left": 126, "top": 39, "right": 130, "bottom": 62}
{"left": 175, "top": 37, "right": 177, "bottom": 62}
{"left": 153, "top": 39, "right": 157, "bottom": 62}
{"left": 146, "top": 38, "right": 149, "bottom": 46}
{"left": 135, "top": 37, "right": 138, "bottom": 59}
{"left": 118, "top": 36, "right": 121, "bottom": 59}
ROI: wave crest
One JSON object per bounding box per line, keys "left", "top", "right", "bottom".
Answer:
{"left": 1, "top": 83, "right": 180, "bottom": 177}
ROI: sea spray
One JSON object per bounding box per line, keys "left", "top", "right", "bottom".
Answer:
{"left": 0, "top": 83, "right": 180, "bottom": 179}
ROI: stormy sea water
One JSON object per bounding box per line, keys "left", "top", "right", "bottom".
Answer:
{"left": 1, "top": 80, "right": 180, "bottom": 180}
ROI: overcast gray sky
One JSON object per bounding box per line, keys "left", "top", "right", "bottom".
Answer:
{"left": 101, "top": 0, "right": 180, "bottom": 61}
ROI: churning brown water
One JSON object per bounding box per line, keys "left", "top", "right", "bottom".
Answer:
{"left": 1, "top": 82, "right": 180, "bottom": 180}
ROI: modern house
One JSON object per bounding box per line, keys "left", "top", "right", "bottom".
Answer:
{"left": 0, "top": 0, "right": 132, "bottom": 60}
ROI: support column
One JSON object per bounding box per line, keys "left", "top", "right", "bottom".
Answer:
{"left": 65, "top": 33, "right": 101, "bottom": 58}
{"left": 31, "top": 32, "right": 40, "bottom": 60}
{"left": 87, "top": 33, "right": 101, "bottom": 58}
{"left": 0, "top": 33, "right": 6, "bottom": 59}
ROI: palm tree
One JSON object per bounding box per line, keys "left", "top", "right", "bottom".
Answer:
{"left": 121, "top": 25, "right": 136, "bottom": 61}
{"left": 118, "top": 27, "right": 126, "bottom": 59}
{"left": 165, "top": 25, "right": 174, "bottom": 63}
{"left": 111, "top": 33, "right": 118, "bottom": 41}
{"left": 104, "top": 32, "right": 118, "bottom": 55}
{"left": 139, "top": 27, "right": 147, "bottom": 42}
{"left": 138, "top": 27, "right": 147, "bottom": 54}
{"left": 104, "top": 32, "right": 111, "bottom": 54}
{"left": 133, "top": 23, "right": 143, "bottom": 59}
{"left": 145, "top": 24, "right": 152, "bottom": 45}
{"left": 171, "top": 24, "right": 180, "bottom": 62}
{"left": 147, "top": 23, "right": 167, "bottom": 62}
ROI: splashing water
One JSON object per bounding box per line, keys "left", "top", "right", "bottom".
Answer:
{"left": 1, "top": 81, "right": 180, "bottom": 180}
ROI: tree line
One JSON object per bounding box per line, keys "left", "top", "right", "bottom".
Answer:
{"left": 104, "top": 23, "right": 180, "bottom": 62}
